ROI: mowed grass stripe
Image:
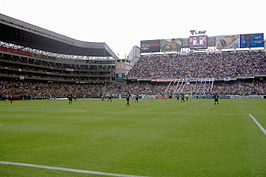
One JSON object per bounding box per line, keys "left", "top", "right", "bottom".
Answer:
{"left": 115, "top": 100, "right": 258, "bottom": 177}
{"left": 0, "top": 99, "right": 265, "bottom": 177}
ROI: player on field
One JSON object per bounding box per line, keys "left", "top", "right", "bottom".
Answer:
{"left": 108, "top": 94, "right": 112, "bottom": 102}
{"left": 214, "top": 93, "right": 219, "bottom": 105}
{"left": 9, "top": 94, "right": 13, "bottom": 104}
{"left": 181, "top": 93, "right": 185, "bottom": 102}
{"left": 101, "top": 94, "right": 105, "bottom": 101}
{"left": 176, "top": 94, "right": 179, "bottom": 101}
{"left": 185, "top": 93, "right": 189, "bottom": 101}
{"left": 135, "top": 93, "right": 139, "bottom": 102}
{"left": 68, "top": 94, "right": 73, "bottom": 104}
{"left": 126, "top": 92, "right": 130, "bottom": 106}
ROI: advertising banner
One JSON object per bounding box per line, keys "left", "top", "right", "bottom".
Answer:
{"left": 216, "top": 35, "right": 240, "bottom": 49}
{"left": 8, "top": 48, "right": 30, "bottom": 56}
{"left": 182, "top": 38, "right": 189, "bottom": 48}
{"left": 115, "top": 62, "right": 125, "bottom": 73}
{"left": 189, "top": 35, "right": 208, "bottom": 49}
{"left": 240, "top": 33, "right": 264, "bottom": 48}
{"left": 0, "top": 46, "right": 7, "bottom": 52}
{"left": 96, "top": 60, "right": 115, "bottom": 64}
{"left": 48, "top": 56, "right": 56, "bottom": 60}
{"left": 151, "top": 78, "right": 175, "bottom": 82}
{"left": 115, "top": 73, "right": 125, "bottom": 81}
{"left": 208, "top": 36, "right": 216, "bottom": 47}
{"left": 160, "top": 38, "right": 182, "bottom": 52}
{"left": 140, "top": 40, "right": 160, "bottom": 53}
{"left": 40, "top": 54, "right": 48, "bottom": 59}
{"left": 87, "top": 60, "right": 96, "bottom": 64}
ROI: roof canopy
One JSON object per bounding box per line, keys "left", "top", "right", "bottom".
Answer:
{"left": 0, "top": 13, "right": 118, "bottom": 59}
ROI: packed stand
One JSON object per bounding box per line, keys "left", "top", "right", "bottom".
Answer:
{"left": 1, "top": 79, "right": 264, "bottom": 101}
{"left": 0, "top": 80, "right": 104, "bottom": 100}
{"left": 0, "top": 52, "right": 114, "bottom": 83}
{"left": 128, "top": 51, "right": 265, "bottom": 79}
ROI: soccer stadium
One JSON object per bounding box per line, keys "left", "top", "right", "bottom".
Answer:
{"left": 0, "top": 11, "right": 265, "bottom": 177}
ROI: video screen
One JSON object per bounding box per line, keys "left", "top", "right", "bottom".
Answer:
{"left": 140, "top": 40, "right": 160, "bottom": 53}
{"left": 189, "top": 35, "right": 208, "bottom": 49}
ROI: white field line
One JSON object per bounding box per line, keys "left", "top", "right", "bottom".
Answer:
{"left": 144, "top": 112, "right": 249, "bottom": 116}
{"left": 0, "top": 107, "right": 85, "bottom": 112}
{"left": 249, "top": 114, "right": 266, "bottom": 136}
{"left": 0, "top": 107, "right": 65, "bottom": 110}
{"left": 0, "top": 161, "right": 146, "bottom": 177}
{"left": 0, "top": 108, "right": 253, "bottom": 116}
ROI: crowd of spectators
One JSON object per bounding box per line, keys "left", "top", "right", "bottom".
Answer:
{"left": 162, "top": 80, "right": 265, "bottom": 95}
{"left": 1, "top": 79, "right": 264, "bottom": 100}
{"left": 0, "top": 52, "right": 115, "bottom": 71}
{"left": 1, "top": 50, "right": 265, "bottom": 100}
{"left": 128, "top": 51, "right": 265, "bottom": 79}
{"left": 0, "top": 80, "right": 104, "bottom": 100}
{"left": 0, "top": 52, "right": 113, "bottom": 82}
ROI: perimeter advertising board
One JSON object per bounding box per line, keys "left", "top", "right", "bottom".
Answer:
{"left": 240, "top": 33, "right": 264, "bottom": 48}
{"left": 216, "top": 35, "right": 240, "bottom": 49}
{"left": 160, "top": 38, "right": 183, "bottom": 52}
{"left": 189, "top": 35, "right": 208, "bottom": 49}
{"left": 140, "top": 40, "right": 160, "bottom": 53}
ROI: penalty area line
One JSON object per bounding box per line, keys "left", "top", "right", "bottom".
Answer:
{"left": 0, "top": 161, "right": 146, "bottom": 177}
{"left": 249, "top": 114, "right": 266, "bottom": 136}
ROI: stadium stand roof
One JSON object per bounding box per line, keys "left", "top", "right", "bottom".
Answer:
{"left": 0, "top": 13, "right": 118, "bottom": 59}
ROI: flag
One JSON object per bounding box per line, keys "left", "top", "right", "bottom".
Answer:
{"left": 65, "top": 68, "right": 74, "bottom": 72}
{"left": 20, "top": 76, "right": 24, "bottom": 80}
{"left": 224, "top": 77, "right": 231, "bottom": 81}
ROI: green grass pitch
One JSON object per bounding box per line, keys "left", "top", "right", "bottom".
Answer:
{"left": 0, "top": 98, "right": 265, "bottom": 177}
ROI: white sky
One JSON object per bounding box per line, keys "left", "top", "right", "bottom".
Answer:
{"left": 0, "top": 0, "right": 265, "bottom": 58}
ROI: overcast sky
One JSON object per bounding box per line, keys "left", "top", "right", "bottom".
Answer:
{"left": 0, "top": 0, "right": 265, "bottom": 58}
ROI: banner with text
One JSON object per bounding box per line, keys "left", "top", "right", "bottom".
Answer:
{"left": 240, "top": 33, "right": 264, "bottom": 48}
{"left": 151, "top": 78, "right": 175, "bottom": 82}
{"left": 115, "top": 62, "right": 125, "bottom": 73}
{"left": 216, "top": 35, "right": 240, "bottom": 49}
{"left": 115, "top": 73, "right": 125, "bottom": 81}
{"left": 140, "top": 40, "right": 160, "bottom": 53}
